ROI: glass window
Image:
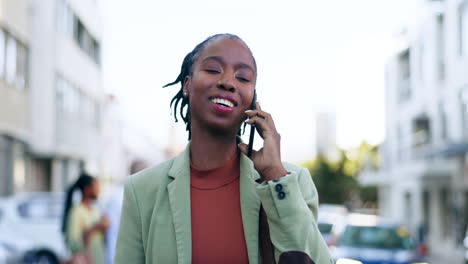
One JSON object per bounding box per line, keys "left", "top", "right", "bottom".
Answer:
{"left": 56, "top": 76, "right": 65, "bottom": 114}
{"left": 5, "top": 35, "right": 17, "bottom": 85}
{"left": 338, "top": 225, "right": 415, "bottom": 250}
{"left": 460, "top": 3, "right": 468, "bottom": 56}
{"left": 461, "top": 87, "right": 468, "bottom": 137}
{"left": 318, "top": 223, "right": 333, "bottom": 235}
{"left": 16, "top": 42, "right": 27, "bottom": 89}
{"left": 93, "top": 39, "right": 101, "bottom": 65}
{"left": 17, "top": 196, "right": 63, "bottom": 220}
{"left": 0, "top": 29, "right": 5, "bottom": 78}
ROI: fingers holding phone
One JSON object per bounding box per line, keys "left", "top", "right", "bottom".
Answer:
{"left": 239, "top": 102, "right": 288, "bottom": 181}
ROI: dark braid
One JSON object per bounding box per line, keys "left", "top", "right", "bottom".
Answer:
{"left": 163, "top": 33, "right": 256, "bottom": 140}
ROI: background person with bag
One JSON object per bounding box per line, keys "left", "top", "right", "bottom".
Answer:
{"left": 62, "top": 173, "right": 109, "bottom": 264}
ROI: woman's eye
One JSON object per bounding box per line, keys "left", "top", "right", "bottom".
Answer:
{"left": 236, "top": 76, "right": 250, "bottom": 83}
{"left": 205, "top": 69, "right": 220, "bottom": 74}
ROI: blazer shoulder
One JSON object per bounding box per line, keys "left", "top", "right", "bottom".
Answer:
{"left": 126, "top": 158, "right": 175, "bottom": 193}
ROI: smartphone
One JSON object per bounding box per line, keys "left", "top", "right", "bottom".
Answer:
{"left": 247, "top": 90, "right": 257, "bottom": 158}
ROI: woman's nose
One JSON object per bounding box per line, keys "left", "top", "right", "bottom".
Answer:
{"left": 217, "top": 77, "right": 236, "bottom": 93}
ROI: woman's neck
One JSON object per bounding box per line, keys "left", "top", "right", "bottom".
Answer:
{"left": 190, "top": 126, "right": 238, "bottom": 170}
{"left": 81, "top": 197, "right": 92, "bottom": 209}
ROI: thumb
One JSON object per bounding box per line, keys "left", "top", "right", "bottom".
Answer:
{"left": 238, "top": 143, "right": 249, "bottom": 156}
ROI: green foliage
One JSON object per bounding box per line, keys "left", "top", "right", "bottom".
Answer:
{"left": 302, "top": 141, "right": 380, "bottom": 206}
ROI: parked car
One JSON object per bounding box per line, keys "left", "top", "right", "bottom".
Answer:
{"left": 0, "top": 192, "right": 69, "bottom": 264}
{"left": 331, "top": 213, "right": 427, "bottom": 264}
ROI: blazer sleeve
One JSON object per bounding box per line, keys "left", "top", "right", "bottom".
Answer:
{"left": 114, "top": 178, "right": 145, "bottom": 264}
{"left": 256, "top": 167, "right": 333, "bottom": 264}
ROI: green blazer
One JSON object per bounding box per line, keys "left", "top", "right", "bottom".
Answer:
{"left": 115, "top": 143, "right": 333, "bottom": 264}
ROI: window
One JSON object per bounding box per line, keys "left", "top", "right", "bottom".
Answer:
{"left": 460, "top": 2, "right": 468, "bottom": 56}
{"left": 0, "top": 29, "right": 5, "bottom": 78}
{"left": 437, "top": 14, "right": 445, "bottom": 80}
{"left": 56, "top": 75, "right": 100, "bottom": 125}
{"left": 5, "top": 35, "right": 17, "bottom": 85}
{"left": 16, "top": 43, "right": 27, "bottom": 89}
{"left": 3, "top": 32, "right": 27, "bottom": 88}
{"left": 439, "top": 104, "right": 448, "bottom": 140}
{"left": 72, "top": 15, "right": 101, "bottom": 65}
{"left": 398, "top": 49, "right": 411, "bottom": 102}
{"left": 461, "top": 87, "right": 468, "bottom": 138}
{"left": 56, "top": 0, "right": 74, "bottom": 36}
{"left": 412, "top": 116, "right": 431, "bottom": 147}
{"left": 17, "top": 196, "right": 63, "bottom": 220}
{"left": 92, "top": 39, "right": 101, "bottom": 65}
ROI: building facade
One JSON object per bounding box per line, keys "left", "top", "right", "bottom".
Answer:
{"left": 0, "top": 0, "right": 105, "bottom": 195}
{"left": 0, "top": 0, "right": 30, "bottom": 195}
{"left": 361, "top": 0, "right": 468, "bottom": 258}
{"left": 28, "top": 0, "right": 104, "bottom": 192}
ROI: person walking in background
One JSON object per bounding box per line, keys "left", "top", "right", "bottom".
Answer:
{"left": 105, "top": 160, "right": 148, "bottom": 264}
{"left": 115, "top": 33, "right": 332, "bottom": 263}
{"left": 62, "top": 172, "right": 109, "bottom": 264}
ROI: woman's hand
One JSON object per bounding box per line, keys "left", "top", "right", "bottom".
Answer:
{"left": 238, "top": 102, "right": 288, "bottom": 182}
{"left": 96, "top": 216, "right": 110, "bottom": 231}
{"left": 83, "top": 216, "right": 110, "bottom": 245}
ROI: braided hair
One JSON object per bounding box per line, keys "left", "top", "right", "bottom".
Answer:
{"left": 163, "top": 33, "right": 256, "bottom": 139}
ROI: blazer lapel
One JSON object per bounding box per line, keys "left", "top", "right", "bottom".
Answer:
{"left": 167, "top": 144, "right": 192, "bottom": 264}
{"left": 239, "top": 153, "right": 262, "bottom": 264}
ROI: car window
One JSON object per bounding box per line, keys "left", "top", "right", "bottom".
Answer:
{"left": 318, "top": 223, "right": 333, "bottom": 235}
{"left": 338, "top": 225, "right": 415, "bottom": 250}
{"left": 17, "top": 196, "right": 63, "bottom": 220}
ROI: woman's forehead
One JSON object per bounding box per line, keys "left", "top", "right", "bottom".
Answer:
{"left": 197, "top": 37, "right": 256, "bottom": 70}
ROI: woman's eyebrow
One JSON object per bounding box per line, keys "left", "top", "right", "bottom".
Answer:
{"left": 202, "top": 56, "right": 255, "bottom": 73}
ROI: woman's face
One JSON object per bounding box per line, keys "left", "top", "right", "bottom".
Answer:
{"left": 184, "top": 37, "right": 256, "bottom": 136}
{"left": 85, "top": 179, "right": 100, "bottom": 200}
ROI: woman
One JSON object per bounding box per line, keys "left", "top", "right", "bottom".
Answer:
{"left": 62, "top": 173, "right": 109, "bottom": 264}
{"left": 115, "top": 34, "right": 332, "bottom": 264}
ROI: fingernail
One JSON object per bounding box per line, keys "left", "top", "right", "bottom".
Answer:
{"left": 245, "top": 110, "right": 253, "bottom": 113}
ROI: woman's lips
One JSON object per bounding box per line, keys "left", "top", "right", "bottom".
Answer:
{"left": 211, "top": 101, "right": 234, "bottom": 113}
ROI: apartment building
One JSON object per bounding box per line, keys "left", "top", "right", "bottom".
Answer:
{"left": 361, "top": 0, "right": 468, "bottom": 257}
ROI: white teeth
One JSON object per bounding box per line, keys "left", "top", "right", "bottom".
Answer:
{"left": 211, "top": 98, "right": 234, "bottom": 107}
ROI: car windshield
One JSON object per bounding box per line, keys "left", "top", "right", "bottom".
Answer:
{"left": 17, "top": 196, "right": 63, "bottom": 220}
{"left": 318, "top": 223, "right": 333, "bottom": 235}
{"left": 339, "top": 225, "right": 415, "bottom": 250}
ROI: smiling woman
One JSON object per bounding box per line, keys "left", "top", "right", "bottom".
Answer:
{"left": 114, "top": 34, "right": 333, "bottom": 264}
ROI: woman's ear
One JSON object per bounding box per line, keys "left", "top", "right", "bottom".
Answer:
{"left": 183, "top": 76, "right": 191, "bottom": 97}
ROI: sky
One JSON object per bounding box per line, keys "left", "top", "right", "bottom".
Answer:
{"left": 100, "top": 0, "right": 421, "bottom": 163}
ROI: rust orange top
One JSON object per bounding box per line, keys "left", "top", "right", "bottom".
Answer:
{"left": 190, "top": 152, "right": 249, "bottom": 264}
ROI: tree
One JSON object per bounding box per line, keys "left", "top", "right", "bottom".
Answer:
{"left": 302, "top": 141, "right": 380, "bottom": 207}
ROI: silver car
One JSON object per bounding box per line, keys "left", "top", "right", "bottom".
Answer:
{"left": 331, "top": 214, "right": 427, "bottom": 264}
{"left": 0, "top": 192, "right": 69, "bottom": 264}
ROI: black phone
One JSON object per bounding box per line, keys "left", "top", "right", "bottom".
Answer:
{"left": 247, "top": 90, "right": 257, "bottom": 157}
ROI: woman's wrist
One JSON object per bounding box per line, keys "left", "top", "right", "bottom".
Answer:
{"left": 260, "top": 165, "right": 288, "bottom": 182}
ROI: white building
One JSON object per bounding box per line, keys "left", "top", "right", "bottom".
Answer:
{"left": 0, "top": 0, "right": 30, "bottom": 196}
{"left": 28, "top": 0, "right": 105, "bottom": 192}
{"left": 0, "top": 0, "right": 106, "bottom": 195}
{"left": 361, "top": 0, "right": 468, "bottom": 258}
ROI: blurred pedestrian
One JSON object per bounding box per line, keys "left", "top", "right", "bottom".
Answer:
{"left": 105, "top": 160, "right": 148, "bottom": 264}
{"left": 62, "top": 172, "right": 108, "bottom": 264}
{"left": 115, "top": 34, "right": 332, "bottom": 264}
